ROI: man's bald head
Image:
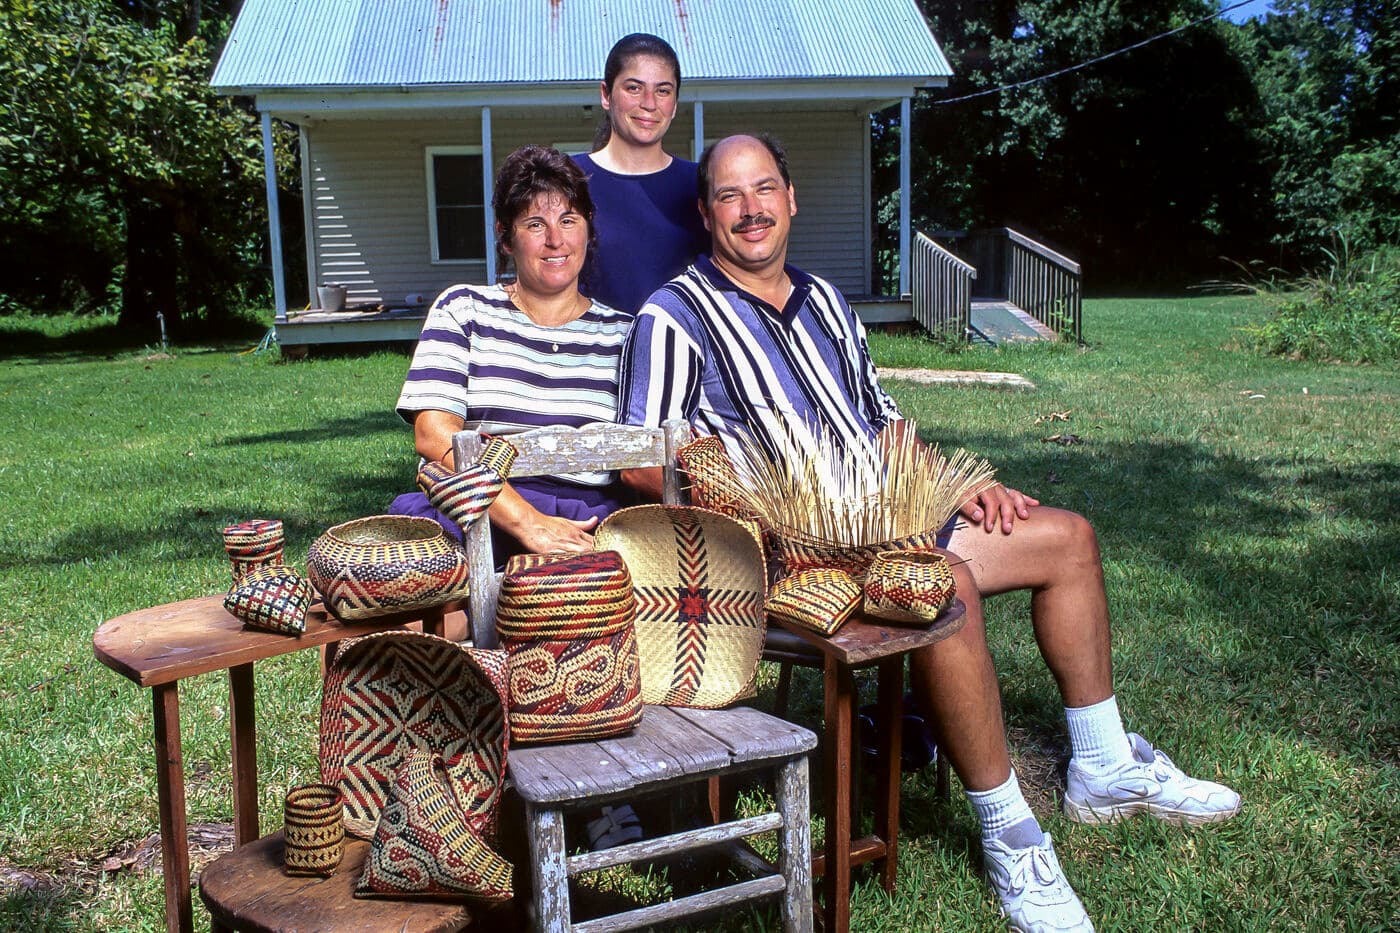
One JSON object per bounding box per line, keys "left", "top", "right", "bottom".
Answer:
{"left": 697, "top": 134, "right": 792, "bottom": 202}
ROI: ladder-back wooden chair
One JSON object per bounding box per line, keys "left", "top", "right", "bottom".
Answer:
{"left": 456, "top": 421, "right": 816, "bottom": 933}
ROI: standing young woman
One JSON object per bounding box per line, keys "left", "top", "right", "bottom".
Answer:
{"left": 573, "top": 33, "right": 709, "bottom": 314}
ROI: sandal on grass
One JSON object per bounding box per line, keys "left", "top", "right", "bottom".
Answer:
{"left": 586, "top": 804, "right": 644, "bottom": 851}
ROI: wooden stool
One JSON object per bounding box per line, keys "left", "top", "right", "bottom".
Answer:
{"left": 199, "top": 830, "right": 480, "bottom": 932}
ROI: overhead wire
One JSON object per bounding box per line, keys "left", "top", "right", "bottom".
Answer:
{"left": 929, "top": 0, "right": 1263, "bottom": 106}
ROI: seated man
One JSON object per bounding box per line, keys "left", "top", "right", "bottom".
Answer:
{"left": 617, "top": 133, "right": 1240, "bottom": 932}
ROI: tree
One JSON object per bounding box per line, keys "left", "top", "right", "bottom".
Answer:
{"left": 0, "top": 0, "right": 289, "bottom": 333}
{"left": 880, "top": 1, "right": 1277, "bottom": 292}
{"left": 1241, "top": 0, "right": 1399, "bottom": 263}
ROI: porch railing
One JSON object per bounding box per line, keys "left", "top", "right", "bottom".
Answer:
{"left": 911, "top": 232, "right": 975, "bottom": 339}
{"left": 1003, "top": 229, "right": 1082, "bottom": 342}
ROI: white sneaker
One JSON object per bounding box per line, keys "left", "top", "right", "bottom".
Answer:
{"left": 1063, "top": 733, "right": 1241, "bottom": 826}
{"left": 983, "top": 834, "right": 1095, "bottom": 933}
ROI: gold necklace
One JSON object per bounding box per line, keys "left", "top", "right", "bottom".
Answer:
{"left": 507, "top": 287, "right": 586, "bottom": 351}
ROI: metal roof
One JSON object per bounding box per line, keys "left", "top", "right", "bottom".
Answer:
{"left": 211, "top": 0, "right": 952, "bottom": 93}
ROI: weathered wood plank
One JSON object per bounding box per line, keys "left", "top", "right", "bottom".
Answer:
{"left": 528, "top": 807, "right": 570, "bottom": 933}
{"left": 775, "top": 756, "right": 815, "bottom": 933}
{"left": 566, "top": 812, "right": 783, "bottom": 875}
{"left": 665, "top": 706, "right": 817, "bottom": 765}
{"left": 572, "top": 876, "right": 788, "bottom": 933}
{"left": 508, "top": 707, "right": 731, "bottom": 805}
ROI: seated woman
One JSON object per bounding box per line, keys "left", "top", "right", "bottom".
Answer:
{"left": 391, "top": 145, "right": 635, "bottom": 563}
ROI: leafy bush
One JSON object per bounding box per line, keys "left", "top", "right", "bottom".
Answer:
{"left": 1245, "top": 244, "right": 1400, "bottom": 363}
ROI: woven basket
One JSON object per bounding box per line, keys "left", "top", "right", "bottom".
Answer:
{"left": 306, "top": 515, "right": 470, "bottom": 621}
{"left": 862, "top": 549, "right": 957, "bottom": 625}
{"left": 355, "top": 751, "right": 513, "bottom": 902}
{"left": 222, "top": 518, "right": 284, "bottom": 583}
{"left": 496, "top": 550, "right": 642, "bottom": 744}
{"left": 767, "top": 568, "right": 861, "bottom": 636}
{"left": 320, "top": 631, "right": 510, "bottom": 839}
{"left": 774, "top": 524, "right": 942, "bottom": 584}
{"left": 223, "top": 563, "right": 311, "bottom": 635}
{"left": 416, "top": 437, "right": 517, "bottom": 535}
{"left": 594, "top": 506, "right": 766, "bottom": 709}
{"left": 283, "top": 783, "right": 344, "bottom": 877}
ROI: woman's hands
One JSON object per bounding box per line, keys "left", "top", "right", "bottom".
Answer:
{"left": 514, "top": 514, "right": 600, "bottom": 554}
{"left": 489, "top": 483, "right": 599, "bottom": 554}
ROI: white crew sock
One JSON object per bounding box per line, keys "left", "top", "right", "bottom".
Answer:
{"left": 966, "top": 769, "right": 1041, "bottom": 846}
{"left": 1065, "top": 694, "right": 1134, "bottom": 772}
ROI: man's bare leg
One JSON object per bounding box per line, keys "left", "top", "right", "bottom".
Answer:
{"left": 946, "top": 505, "right": 1241, "bottom": 828}
{"left": 948, "top": 506, "right": 1112, "bottom": 708}
{"left": 910, "top": 555, "right": 1094, "bottom": 932}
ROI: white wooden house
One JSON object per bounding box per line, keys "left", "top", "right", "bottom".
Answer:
{"left": 212, "top": 0, "right": 952, "bottom": 346}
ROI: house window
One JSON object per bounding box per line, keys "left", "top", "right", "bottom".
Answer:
{"left": 426, "top": 147, "right": 485, "bottom": 263}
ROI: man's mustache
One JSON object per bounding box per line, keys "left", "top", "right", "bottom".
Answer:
{"left": 731, "top": 215, "right": 776, "bottom": 233}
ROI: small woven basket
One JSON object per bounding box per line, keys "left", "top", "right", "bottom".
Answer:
{"left": 223, "top": 563, "right": 311, "bottom": 635}
{"left": 222, "top": 519, "right": 284, "bottom": 583}
{"left": 283, "top": 783, "right": 344, "bottom": 877}
{"left": 495, "top": 550, "right": 642, "bottom": 744}
{"left": 306, "top": 515, "right": 470, "bottom": 621}
{"left": 862, "top": 549, "right": 957, "bottom": 626}
{"left": 767, "top": 568, "right": 861, "bottom": 636}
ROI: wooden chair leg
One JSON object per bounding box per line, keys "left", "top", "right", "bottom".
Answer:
{"left": 774, "top": 661, "right": 795, "bottom": 717}
{"left": 528, "top": 806, "right": 570, "bottom": 933}
{"left": 775, "top": 755, "right": 814, "bottom": 933}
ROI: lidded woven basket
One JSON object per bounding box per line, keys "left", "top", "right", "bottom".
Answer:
{"left": 495, "top": 550, "right": 642, "bottom": 744}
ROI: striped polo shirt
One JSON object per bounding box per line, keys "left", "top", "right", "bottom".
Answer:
{"left": 397, "top": 283, "right": 634, "bottom": 488}
{"left": 618, "top": 255, "right": 902, "bottom": 464}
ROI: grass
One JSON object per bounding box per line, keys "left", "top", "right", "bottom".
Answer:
{"left": 0, "top": 296, "right": 1397, "bottom": 930}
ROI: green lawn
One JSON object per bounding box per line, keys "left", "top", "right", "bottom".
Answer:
{"left": 0, "top": 297, "right": 1396, "bottom": 930}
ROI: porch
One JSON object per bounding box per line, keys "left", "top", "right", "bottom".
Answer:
{"left": 271, "top": 228, "right": 1081, "bottom": 350}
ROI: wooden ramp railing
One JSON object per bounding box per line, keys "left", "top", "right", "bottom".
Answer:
{"left": 1004, "top": 228, "right": 1082, "bottom": 342}
{"left": 911, "top": 232, "right": 975, "bottom": 339}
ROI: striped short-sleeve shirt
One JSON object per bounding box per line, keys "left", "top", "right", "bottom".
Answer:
{"left": 617, "top": 256, "right": 902, "bottom": 462}
{"left": 397, "top": 283, "right": 634, "bottom": 488}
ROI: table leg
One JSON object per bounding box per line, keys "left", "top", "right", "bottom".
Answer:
{"left": 152, "top": 683, "right": 193, "bottom": 933}
{"left": 228, "top": 663, "right": 259, "bottom": 846}
{"left": 822, "top": 657, "right": 853, "bottom": 933}
{"left": 874, "top": 657, "right": 903, "bottom": 894}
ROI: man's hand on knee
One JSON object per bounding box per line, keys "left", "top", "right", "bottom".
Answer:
{"left": 960, "top": 483, "right": 1040, "bottom": 534}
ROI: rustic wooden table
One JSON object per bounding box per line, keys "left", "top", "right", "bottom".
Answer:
{"left": 770, "top": 600, "right": 966, "bottom": 933}
{"left": 92, "top": 595, "right": 445, "bottom": 933}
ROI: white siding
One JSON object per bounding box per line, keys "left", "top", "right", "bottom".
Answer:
{"left": 305, "top": 107, "right": 869, "bottom": 307}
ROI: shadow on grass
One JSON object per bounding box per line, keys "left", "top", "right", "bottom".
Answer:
{"left": 928, "top": 428, "right": 1400, "bottom": 762}
{"left": 0, "top": 315, "right": 271, "bottom": 364}
{"left": 215, "top": 411, "right": 405, "bottom": 451}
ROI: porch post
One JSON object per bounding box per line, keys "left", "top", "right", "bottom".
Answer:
{"left": 693, "top": 100, "right": 705, "bottom": 161}
{"left": 898, "top": 96, "right": 911, "bottom": 296}
{"left": 482, "top": 106, "right": 496, "bottom": 284}
{"left": 261, "top": 111, "right": 287, "bottom": 321}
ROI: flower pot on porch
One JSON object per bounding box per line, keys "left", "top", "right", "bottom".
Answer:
{"left": 317, "top": 285, "right": 347, "bottom": 312}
